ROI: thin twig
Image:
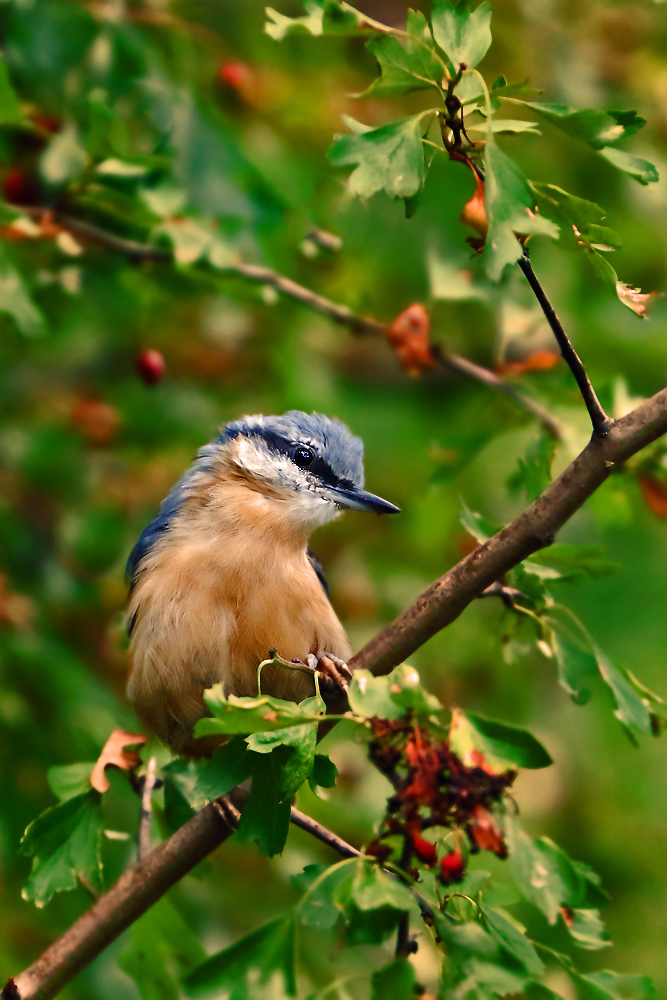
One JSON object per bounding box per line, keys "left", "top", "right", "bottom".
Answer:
{"left": 518, "top": 251, "right": 613, "bottom": 436}
{"left": 431, "top": 345, "right": 563, "bottom": 438}
{"left": 8, "top": 204, "right": 562, "bottom": 437}
{"left": 6, "top": 386, "right": 667, "bottom": 999}
{"left": 289, "top": 808, "right": 361, "bottom": 859}
{"left": 138, "top": 757, "right": 157, "bottom": 859}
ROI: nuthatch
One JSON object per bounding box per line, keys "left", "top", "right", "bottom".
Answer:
{"left": 126, "top": 411, "right": 400, "bottom": 752}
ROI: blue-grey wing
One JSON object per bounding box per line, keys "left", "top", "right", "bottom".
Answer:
{"left": 307, "top": 548, "right": 329, "bottom": 597}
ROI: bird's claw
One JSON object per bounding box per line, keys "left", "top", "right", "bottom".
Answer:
{"left": 305, "top": 652, "right": 352, "bottom": 705}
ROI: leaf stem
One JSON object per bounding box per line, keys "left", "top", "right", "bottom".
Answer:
{"left": 518, "top": 251, "right": 614, "bottom": 436}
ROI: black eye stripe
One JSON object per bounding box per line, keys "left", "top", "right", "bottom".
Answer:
{"left": 248, "top": 428, "right": 354, "bottom": 490}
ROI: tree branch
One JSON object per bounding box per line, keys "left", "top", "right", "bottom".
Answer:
{"left": 518, "top": 251, "right": 613, "bottom": 435}
{"left": 10, "top": 205, "right": 562, "bottom": 437}
{"left": 6, "top": 384, "right": 667, "bottom": 1000}
{"left": 352, "top": 388, "right": 667, "bottom": 676}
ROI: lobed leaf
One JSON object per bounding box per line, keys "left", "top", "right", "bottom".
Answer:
{"left": 450, "top": 709, "right": 553, "bottom": 771}
{"left": 328, "top": 115, "right": 427, "bottom": 200}
{"left": 20, "top": 790, "right": 103, "bottom": 907}
{"left": 362, "top": 22, "right": 444, "bottom": 98}
{"left": 370, "top": 957, "right": 417, "bottom": 999}
{"left": 265, "top": 0, "right": 379, "bottom": 40}
{"left": 482, "top": 122, "right": 558, "bottom": 279}
{"left": 348, "top": 663, "right": 442, "bottom": 720}
{"left": 47, "top": 762, "right": 95, "bottom": 802}
{"left": 183, "top": 916, "right": 296, "bottom": 997}
{"left": 195, "top": 684, "right": 325, "bottom": 737}
{"left": 479, "top": 904, "right": 544, "bottom": 976}
{"left": 118, "top": 898, "right": 206, "bottom": 1000}
{"left": 430, "top": 0, "right": 492, "bottom": 70}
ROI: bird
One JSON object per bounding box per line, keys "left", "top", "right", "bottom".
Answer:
{"left": 125, "top": 410, "right": 400, "bottom": 753}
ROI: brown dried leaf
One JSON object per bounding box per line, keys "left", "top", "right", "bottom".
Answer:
{"left": 387, "top": 304, "right": 435, "bottom": 376}
{"left": 616, "top": 281, "right": 662, "bottom": 318}
{"left": 639, "top": 475, "right": 667, "bottom": 518}
{"left": 467, "top": 803, "right": 507, "bottom": 858}
{"left": 91, "top": 728, "right": 146, "bottom": 793}
{"left": 496, "top": 349, "right": 560, "bottom": 377}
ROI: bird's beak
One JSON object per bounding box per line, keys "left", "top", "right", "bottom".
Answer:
{"left": 328, "top": 485, "right": 401, "bottom": 515}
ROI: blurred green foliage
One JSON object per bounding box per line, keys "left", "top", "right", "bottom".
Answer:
{"left": 2, "top": 0, "right": 667, "bottom": 996}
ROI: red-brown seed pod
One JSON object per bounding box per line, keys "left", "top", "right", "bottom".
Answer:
{"left": 438, "top": 848, "right": 465, "bottom": 886}
{"left": 3, "top": 167, "right": 40, "bottom": 205}
{"left": 135, "top": 348, "right": 166, "bottom": 386}
{"left": 412, "top": 834, "right": 438, "bottom": 867}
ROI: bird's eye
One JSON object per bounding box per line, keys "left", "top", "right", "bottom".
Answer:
{"left": 293, "top": 446, "right": 314, "bottom": 468}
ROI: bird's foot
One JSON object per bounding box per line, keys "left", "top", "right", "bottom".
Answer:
{"left": 306, "top": 652, "right": 352, "bottom": 708}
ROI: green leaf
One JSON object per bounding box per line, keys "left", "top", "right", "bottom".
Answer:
{"left": 195, "top": 683, "right": 325, "bottom": 738}
{"left": 308, "top": 753, "right": 338, "bottom": 791}
{"left": 183, "top": 916, "right": 296, "bottom": 997}
{"left": 450, "top": 709, "right": 553, "bottom": 771}
{"left": 20, "top": 790, "right": 103, "bottom": 906}
{"left": 290, "top": 863, "right": 329, "bottom": 893}
{"left": 162, "top": 759, "right": 207, "bottom": 832}
{"left": 348, "top": 663, "right": 442, "bottom": 720}
{"left": 0, "top": 246, "right": 46, "bottom": 337}
{"left": 566, "top": 908, "right": 611, "bottom": 951}
{"left": 298, "top": 858, "right": 357, "bottom": 929}
{"left": 480, "top": 904, "right": 544, "bottom": 976}
{"left": 459, "top": 500, "right": 501, "bottom": 543}
{"left": 583, "top": 972, "right": 656, "bottom": 999}
{"left": 527, "top": 545, "right": 618, "bottom": 581}
{"left": 235, "top": 736, "right": 315, "bottom": 855}
{"left": 430, "top": 0, "right": 492, "bottom": 70}
{"left": 531, "top": 183, "right": 622, "bottom": 254}
{"left": 550, "top": 627, "right": 597, "bottom": 704}
{"left": 0, "top": 58, "right": 22, "bottom": 124}
{"left": 484, "top": 136, "right": 558, "bottom": 279}
{"left": 370, "top": 958, "right": 417, "bottom": 999}
{"left": 525, "top": 103, "right": 645, "bottom": 149}
{"left": 525, "top": 987, "right": 564, "bottom": 1000}
{"left": 348, "top": 670, "right": 406, "bottom": 719}
{"left": 40, "top": 123, "right": 87, "bottom": 185}
{"left": 265, "top": 0, "right": 376, "bottom": 40}
{"left": 350, "top": 859, "right": 418, "bottom": 914}
{"left": 362, "top": 28, "right": 443, "bottom": 97}
{"left": 571, "top": 970, "right": 656, "bottom": 1000}
{"left": 467, "top": 118, "right": 541, "bottom": 134}
{"left": 506, "top": 430, "right": 555, "bottom": 502}
{"left": 594, "top": 647, "right": 652, "bottom": 737}
{"left": 598, "top": 147, "right": 659, "bottom": 185}
{"left": 328, "top": 115, "right": 426, "bottom": 200}
{"left": 47, "top": 762, "right": 94, "bottom": 802}
{"left": 195, "top": 738, "right": 255, "bottom": 801}
{"left": 505, "top": 816, "right": 610, "bottom": 946}
{"left": 462, "top": 76, "right": 541, "bottom": 107}
{"left": 118, "top": 898, "right": 207, "bottom": 1000}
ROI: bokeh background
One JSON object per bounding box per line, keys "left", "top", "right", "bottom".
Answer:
{"left": 1, "top": 0, "right": 667, "bottom": 995}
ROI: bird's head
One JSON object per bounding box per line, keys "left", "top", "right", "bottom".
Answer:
{"left": 198, "top": 410, "right": 400, "bottom": 533}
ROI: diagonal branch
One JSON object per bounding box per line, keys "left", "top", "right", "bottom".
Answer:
{"left": 518, "top": 250, "right": 613, "bottom": 436}
{"left": 9, "top": 204, "right": 562, "bottom": 437}
{"left": 6, "top": 384, "right": 667, "bottom": 1000}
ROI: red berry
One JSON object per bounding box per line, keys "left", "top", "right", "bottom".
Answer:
{"left": 438, "top": 849, "right": 465, "bottom": 886}
{"left": 135, "top": 348, "right": 166, "bottom": 386}
{"left": 412, "top": 835, "right": 438, "bottom": 867}
{"left": 3, "top": 167, "right": 40, "bottom": 205}
{"left": 217, "top": 61, "right": 252, "bottom": 91}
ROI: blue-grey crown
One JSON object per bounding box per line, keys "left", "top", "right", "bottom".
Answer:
{"left": 126, "top": 411, "right": 364, "bottom": 587}
{"left": 214, "top": 410, "right": 365, "bottom": 490}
